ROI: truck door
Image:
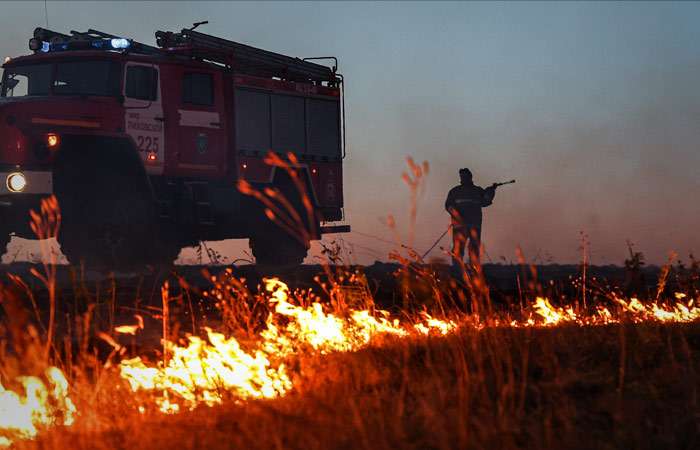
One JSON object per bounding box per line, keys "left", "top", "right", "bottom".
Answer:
{"left": 174, "top": 70, "right": 227, "bottom": 177}
{"left": 123, "top": 62, "right": 164, "bottom": 175}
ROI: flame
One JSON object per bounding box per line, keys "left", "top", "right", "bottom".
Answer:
{"left": 119, "top": 279, "right": 455, "bottom": 412}
{"left": 532, "top": 297, "right": 578, "bottom": 325}
{"left": 114, "top": 315, "right": 145, "bottom": 335}
{"left": 3, "top": 273, "right": 699, "bottom": 444}
{"left": 120, "top": 329, "right": 292, "bottom": 413}
{"left": 0, "top": 367, "right": 75, "bottom": 447}
{"left": 118, "top": 279, "right": 700, "bottom": 413}
{"left": 528, "top": 294, "right": 700, "bottom": 326}
{"left": 615, "top": 296, "right": 700, "bottom": 323}
{"left": 414, "top": 312, "right": 458, "bottom": 335}
{"left": 114, "top": 325, "right": 140, "bottom": 336}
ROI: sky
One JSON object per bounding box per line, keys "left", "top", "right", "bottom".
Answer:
{"left": 1, "top": 1, "right": 699, "bottom": 265}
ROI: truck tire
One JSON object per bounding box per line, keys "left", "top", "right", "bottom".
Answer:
{"left": 151, "top": 225, "right": 185, "bottom": 267}
{"left": 248, "top": 174, "right": 315, "bottom": 268}
{"left": 57, "top": 170, "right": 151, "bottom": 270}
{"left": 58, "top": 184, "right": 183, "bottom": 270}
{"left": 54, "top": 137, "right": 178, "bottom": 271}
{"left": 250, "top": 232, "right": 308, "bottom": 268}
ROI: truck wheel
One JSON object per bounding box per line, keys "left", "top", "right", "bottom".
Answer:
{"left": 53, "top": 136, "right": 181, "bottom": 271}
{"left": 59, "top": 199, "right": 182, "bottom": 271}
{"left": 56, "top": 167, "right": 162, "bottom": 271}
{"left": 250, "top": 233, "right": 308, "bottom": 268}
{"left": 58, "top": 182, "right": 149, "bottom": 270}
{"left": 150, "top": 226, "right": 184, "bottom": 268}
{"left": 247, "top": 173, "right": 318, "bottom": 268}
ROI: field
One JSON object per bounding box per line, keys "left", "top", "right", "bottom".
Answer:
{"left": 0, "top": 258, "right": 699, "bottom": 449}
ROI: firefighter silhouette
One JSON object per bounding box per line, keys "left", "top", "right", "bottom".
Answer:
{"left": 444, "top": 168, "right": 496, "bottom": 267}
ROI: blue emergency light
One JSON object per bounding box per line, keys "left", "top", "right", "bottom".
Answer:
{"left": 110, "top": 38, "right": 130, "bottom": 49}
{"left": 29, "top": 36, "right": 131, "bottom": 53}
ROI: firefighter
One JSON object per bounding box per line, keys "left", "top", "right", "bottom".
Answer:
{"left": 444, "top": 168, "right": 496, "bottom": 267}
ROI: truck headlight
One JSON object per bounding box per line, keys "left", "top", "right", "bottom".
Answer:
{"left": 7, "top": 172, "right": 27, "bottom": 193}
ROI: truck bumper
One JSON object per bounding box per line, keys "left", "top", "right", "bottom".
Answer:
{"left": 0, "top": 193, "right": 51, "bottom": 238}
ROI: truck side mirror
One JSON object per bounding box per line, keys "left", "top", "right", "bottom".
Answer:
{"left": 3, "top": 78, "right": 19, "bottom": 91}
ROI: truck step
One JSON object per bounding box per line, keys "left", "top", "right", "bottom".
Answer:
{"left": 320, "top": 224, "right": 351, "bottom": 234}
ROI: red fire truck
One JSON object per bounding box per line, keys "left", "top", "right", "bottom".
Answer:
{"left": 0, "top": 25, "right": 349, "bottom": 268}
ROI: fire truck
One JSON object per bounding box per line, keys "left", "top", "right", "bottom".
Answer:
{"left": 0, "top": 24, "right": 349, "bottom": 268}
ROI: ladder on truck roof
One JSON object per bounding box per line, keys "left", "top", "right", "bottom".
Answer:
{"left": 154, "top": 28, "right": 338, "bottom": 85}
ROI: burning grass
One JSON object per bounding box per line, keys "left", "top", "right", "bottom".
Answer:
{"left": 0, "top": 261, "right": 699, "bottom": 449}
{"left": 14, "top": 320, "right": 700, "bottom": 450}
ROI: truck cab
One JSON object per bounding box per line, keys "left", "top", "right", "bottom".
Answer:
{"left": 0, "top": 27, "right": 347, "bottom": 269}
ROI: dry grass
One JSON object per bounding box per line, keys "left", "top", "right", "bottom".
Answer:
{"left": 15, "top": 319, "right": 700, "bottom": 450}
{"left": 2, "top": 239, "right": 699, "bottom": 449}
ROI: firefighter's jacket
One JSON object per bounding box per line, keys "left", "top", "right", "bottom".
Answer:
{"left": 444, "top": 183, "right": 495, "bottom": 228}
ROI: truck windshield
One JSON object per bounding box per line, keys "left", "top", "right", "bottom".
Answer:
{"left": 1, "top": 64, "right": 52, "bottom": 97}
{"left": 1, "top": 60, "right": 121, "bottom": 97}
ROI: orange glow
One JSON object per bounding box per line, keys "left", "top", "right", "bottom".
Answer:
{"left": 46, "top": 134, "right": 59, "bottom": 149}
{"left": 2, "top": 271, "right": 700, "bottom": 445}
{"left": 523, "top": 294, "right": 700, "bottom": 327}
{"left": 0, "top": 367, "right": 75, "bottom": 446}
{"left": 147, "top": 153, "right": 157, "bottom": 161}
{"left": 116, "top": 277, "right": 700, "bottom": 414}
{"left": 115, "top": 315, "right": 145, "bottom": 335}
{"left": 118, "top": 278, "right": 454, "bottom": 412}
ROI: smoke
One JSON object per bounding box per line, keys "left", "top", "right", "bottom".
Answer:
{"left": 369, "top": 61, "right": 700, "bottom": 265}
{"left": 2, "top": 1, "right": 698, "bottom": 266}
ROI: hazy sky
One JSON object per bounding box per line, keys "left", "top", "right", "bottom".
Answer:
{"left": 2, "top": 1, "right": 699, "bottom": 265}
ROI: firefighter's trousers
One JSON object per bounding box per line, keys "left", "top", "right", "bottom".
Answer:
{"left": 452, "top": 224, "right": 481, "bottom": 267}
